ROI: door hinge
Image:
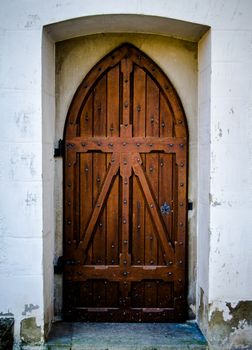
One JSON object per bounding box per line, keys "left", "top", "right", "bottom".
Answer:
{"left": 188, "top": 201, "right": 193, "bottom": 210}
{"left": 54, "top": 256, "right": 63, "bottom": 274}
{"left": 54, "top": 139, "right": 64, "bottom": 157}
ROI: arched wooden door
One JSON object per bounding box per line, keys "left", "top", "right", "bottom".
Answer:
{"left": 63, "top": 43, "right": 188, "bottom": 322}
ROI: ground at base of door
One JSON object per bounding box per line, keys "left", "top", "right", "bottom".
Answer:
{"left": 44, "top": 321, "right": 208, "bottom": 350}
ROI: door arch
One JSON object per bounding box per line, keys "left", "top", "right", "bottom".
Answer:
{"left": 63, "top": 43, "right": 188, "bottom": 321}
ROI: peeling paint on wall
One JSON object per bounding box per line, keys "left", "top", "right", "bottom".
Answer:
{"left": 22, "top": 304, "right": 39, "bottom": 316}
{"left": 20, "top": 317, "right": 41, "bottom": 345}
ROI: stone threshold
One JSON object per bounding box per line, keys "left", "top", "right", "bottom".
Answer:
{"left": 43, "top": 321, "right": 208, "bottom": 350}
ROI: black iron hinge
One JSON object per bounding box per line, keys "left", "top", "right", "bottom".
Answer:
{"left": 54, "top": 139, "right": 64, "bottom": 157}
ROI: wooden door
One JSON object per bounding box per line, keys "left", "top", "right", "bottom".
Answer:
{"left": 63, "top": 44, "right": 188, "bottom": 322}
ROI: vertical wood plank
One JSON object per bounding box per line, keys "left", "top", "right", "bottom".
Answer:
{"left": 145, "top": 74, "right": 159, "bottom": 266}
{"left": 107, "top": 66, "right": 120, "bottom": 266}
{"left": 92, "top": 75, "right": 107, "bottom": 264}
{"left": 132, "top": 65, "right": 146, "bottom": 265}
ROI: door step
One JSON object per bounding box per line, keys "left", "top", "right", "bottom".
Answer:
{"left": 46, "top": 321, "right": 208, "bottom": 350}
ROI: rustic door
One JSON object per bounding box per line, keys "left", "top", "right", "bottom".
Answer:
{"left": 63, "top": 44, "right": 188, "bottom": 322}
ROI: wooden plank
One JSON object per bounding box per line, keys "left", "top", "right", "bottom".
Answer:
{"left": 81, "top": 155, "right": 119, "bottom": 256}
{"left": 106, "top": 66, "right": 120, "bottom": 265}
{"left": 121, "top": 58, "right": 133, "bottom": 126}
{"left": 92, "top": 75, "right": 107, "bottom": 265}
{"left": 132, "top": 154, "right": 174, "bottom": 260}
{"left": 132, "top": 65, "right": 146, "bottom": 266}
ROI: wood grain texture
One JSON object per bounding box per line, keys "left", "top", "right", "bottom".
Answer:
{"left": 63, "top": 43, "right": 188, "bottom": 322}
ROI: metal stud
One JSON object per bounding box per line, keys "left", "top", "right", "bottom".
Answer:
{"left": 97, "top": 177, "right": 100, "bottom": 183}
{"left": 124, "top": 240, "right": 128, "bottom": 244}
{"left": 124, "top": 199, "right": 127, "bottom": 204}
{"left": 150, "top": 117, "right": 154, "bottom": 123}
{"left": 150, "top": 260, "right": 154, "bottom": 264}
{"left": 168, "top": 143, "right": 174, "bottom": 147}
{"left": 180, "top": 183, "right": 184, "bottom": 187}
{"left": 179, "top": 202, "right": 184, "bottom": 207}
{"left": 67, "top": 220, "right": 71, "bottom": 225}
{"left": 178, "top": 279, "right": 182, "bottom": 283}
{"left": 137, "top": 105, "right": 141, "bottom": 112}
{"left": 160, "top": 162, "right": 164, "bottom": 167}
{"left": 123, "top": 219, "right": 127, "bottom": 224}
{"left": 68, "top": 201, "right": 71, "bottom": 206}
{"left": 137, "top": 259, "right": 141, "bottom": 264}
{"left": 179, "top": 260, "right": 183, "bottom": 264}
{"left": 124, "top": 160, "right": 127, "bottom": 165}
{"left": 123, "top": 270, "right": 127, "bottom": 276}
{"left": 99, "top": 222, "right": 103, "bottom": 227}
{"left": 111, "top": 259, "right": 115, "bottom": 264}
{"left": 123, "top": 142, "right": 127, "bottom": 146}
{"left": 67, "top": 182, "right": 71, "bottom": 187}
{"left": 168, "top": 272, "right": 172, "bottom": 276}
{"left": 136, "top": 143, "right": 140, "bottom": 147}
{"left": 124, "top": 180, "right": 128, "bottom": 184}
{"left": 109, "top": 142, "right": 113, "bottom": 147}
{"left": 111, "top": 158, "right": 115, "bottom": 163}
{"left": 111, "top": 244, "right": 115, "bottom": 248}
{"left": 97, "top": 142, "right": 101, "bottom": 146}
{"left": 150, "top": 236, "right": 153, "bottom": 240}
{"left": 137, "top": 225, "right": 141, "bottom": 229}
{"left": 179, "top": 222, "right": 183, "bottom": 227}
{"left": 150, "top": 204, "right": 154, "bottom": 208}
{"left": 180, "top": 143, "right": 184, "bottom": 148}
{"left": 180, "top": 162, "right": 184, "bottom": 167}
{"left": 149, "top": 143, "right": 153, "bottom": 147}
{"left": 178, "top": 120, "right": 182, "bottom": 124}
{"left": 85, "top": 167, "right": 89, "bottom": 172}
{"left": 161, "top": 122, "right": 165, "bottom": 128}
{"left": 68, "top": 162, "right": 71, "bottom": 167}
{"left": 123, "top": 260, "right": 127, "bottom": 265}
{"left": 97, "top": 204, "right": 100, "bottom": 208}
{"left": 81, "top": 142, "right": 86, "bottom": 147}
{"left": 110, "top": 127, "right": 114, "bottom": 132}
{"left": 149, "top": 167, "right": 153, "bottom": 172}
{"left": 124, "top": 102, "right": 128, "bottom": 108}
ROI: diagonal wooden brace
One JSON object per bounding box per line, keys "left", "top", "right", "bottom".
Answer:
{"left": 131, "top": 153, "right": 174, "bottom": 260}
{"left": 81, "top": 153, "right": 120, "bottom": 255}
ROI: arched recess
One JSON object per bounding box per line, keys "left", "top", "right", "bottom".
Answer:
{"left": 63, "top": 43, "right": 189, "bottom": 322}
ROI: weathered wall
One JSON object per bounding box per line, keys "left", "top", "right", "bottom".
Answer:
{"left": 54, "top": 32, "right": 198, "bottom": 318}
{"left": 0, "top": 1, "right": 252, "bottom": 349}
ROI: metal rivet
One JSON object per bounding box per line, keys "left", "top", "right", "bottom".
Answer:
{"left": 179, "top": 222, "right": 183, "bottom": 227}
{"left": 169, "top": 261, "right": 173, "bottom": 265}
{"left": 98, "top": 67, "right": 102, "bottom": 71}
{"left": 137, "top": 158, "right": 140, "bottom": 162}
{"left": 168, "top": 143, "right": 174, "bottom": 147}
{"left": 111, "top": 244, "right": 115, "bottom": 248}
{"left": 123, "top": 271, "right": 128, "bottom": 276}
{"left": 110, "top": 127, "right": 114, "bottom": 132}
{"left": 124, "top": 180, "right": 128, "bottom": 184}
{"left": 123, "top": 142, "right": 127, "bottom": 146}
{"left": 111, "top": 158, "right": 115, "bottom": 163}
{"left": 68, "top": 162, "right": 71, "bottom": 167}
{"left": 150, "top": 236, "right": 153, "bottom": 240}
{"left": 68, "top": 201, "right": 71, "bottom": 206}
{"left": 68, "top": 240, "right": 71, "bottom": 244}
{"left": 125, "top": 79, "right": 128, "bottom": 83}
{"left": 160, "top": 162, "right": 164, "bottom": 167}
{"left": 180, "top": 143, "right": 184, "bottom": 148}
{"left": 124, "top": 160, "right": 127, "bottom": 165}
{"left": 67, "top": 220, "right": 71, "bottom": 225}
{"left": 123, "top": 260, "right": 127, "bottom": 265}
{"left": 149, "top": 167, "right": 153, "bottom": 172}
{"left": 111, "top": 259, "right": 115, "bottom": 264}
{"left": 150, "top": 204, "right": 154, "bottom": 208}
{"left": 162, "top": 122, "right": 165, "bottom": 128}
{"left": 178, "top": 120, "right": 182, "bottom": 124}
{"left": 124, "top": 199, "right": 127, "bottom": 204}
{"left": 137, "top": 105, "right": 141, "bottom": 112}
{"left": 123, "top": 219, "right": 127, "bottom": 224}
{"left": 124, "top": 240, "right": 128, "bottom": 244}
{"left": 137, "top": 225, "right": 141, "bottom": 229}
{"left": 136, "top": 143, "right": 140, "bottom": 147}
{"left": 180, "top": 162, "right": 184, "bottom": 167}
{"left": 67, "top": 182, "right": 71, "bottom": 187}
{"left": 85, "top": 167, "right": 89, "bottom": 172}
{"left": 97, "top": 204, "right": 100, "bottom": 207}
{"left": 124, "top": 102, "right": 128, "bottom": 108}
{"left": 180, "top": 183, "right": 184, "bottom": 187}
{"left": 97, "top": 177, "right": 100, "bottom": 182}
{"left": 168, "top": 272, "right": 172, "bottom": 276}
{"left": 81, "top": 142, "right": 86, "bottom": 147}
{"left": 179, "top": 260, "right": 183, "bottom": 264}
{"left": 97, "top": 142, "right": 101, "bottom": 146}
{"left": 179, "top": 241, "right": 183, "bottom": 245}
{"left": 150, "top": 260, "right": 154, "bottom": 264}
{"left": 149, "top": 143, "right": 153, "bottom": 147}
{"left": 99, "top": 222, "right": 103, "bottom": 227}
{"left": 109, "top": 142, "right": 113, "bottom": 147}
{"left": 180, "top": 202, "right": 184, "bottom": 206}
{"left": 178, "top": 279, "right": 182, "bottom": 283}
{"left": 150, "top": 117, "right": 154, "bottom": 123}
{"left": 137, "top": 259, "right": 141, "bottom": 264}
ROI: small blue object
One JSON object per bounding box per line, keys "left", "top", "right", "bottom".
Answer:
{"left": 160, "top": 202, "right": 171, "bottom": 215}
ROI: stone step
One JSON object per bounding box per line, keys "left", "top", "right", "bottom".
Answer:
{"left": 46, "top": 321, "right": 208, "bottom": 350}
{"left": 0, "top": 318, "right": 14, "bottom": 350}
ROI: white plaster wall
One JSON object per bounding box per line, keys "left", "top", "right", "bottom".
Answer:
{"left": 0, "top": 0, "right": 252, "bottom": 348}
